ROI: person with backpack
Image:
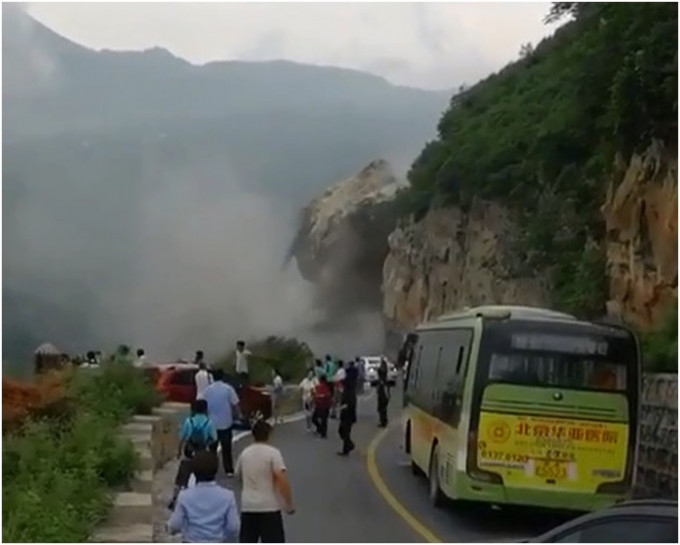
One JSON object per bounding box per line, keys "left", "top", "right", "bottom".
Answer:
{"left": 168, "top": 399, "right": 217, "bottom": 510}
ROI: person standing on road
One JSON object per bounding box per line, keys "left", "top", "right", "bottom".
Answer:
{"left": 167, "top": 450, "right": 240, "bottom": 543}
{"left": 195, "top": 361, "right": 213, "bottom": 399}
{"left": 337, "top": 363, "right": 358, "bottom": 456}
{"left": 236, "top": 419, "right": 294, "bottom": 543}
{"left": 324, "top": 355, "right": 338, "bottom": 418}
{"left": 311, "top": 375, "right": 332, "bottom": 438}
{"left": 376, "top": 359, "right": 391, "bottom": 428}
{"left": 313, "top": 359, "right": 325, "bottom": 381}
{"left": 299, "top": 369, "right": 317, "bottom": 432}
{"left": 355, "top": 356, "right": 366, "bottom": 395}
{"left": 200, "top": 369, "right": 241, "bottom": 476}
{"left": 235, "top": 340, "right": 251, "bottom": 387}
{"left": 271, "top": 368, "right": 284, "bottom": 425}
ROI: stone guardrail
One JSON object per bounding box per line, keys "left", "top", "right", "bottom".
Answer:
{"left": 91, "top": 402, "right": 189, "bottom": 543}
{"left": 636, "top": 373, "right": 678, "bottom": 499}
{"left": 90, "top": 386, "right": 302, "bottom": 543}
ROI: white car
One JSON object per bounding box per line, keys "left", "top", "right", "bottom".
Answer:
{"left": 362, "top": 356, "right": 398, "bottom": 386}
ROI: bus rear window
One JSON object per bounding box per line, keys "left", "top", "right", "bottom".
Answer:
{"left": 488, "top": 353, "right": 627, "bottom": 391}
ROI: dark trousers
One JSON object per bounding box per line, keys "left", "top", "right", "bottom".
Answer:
{"left": 240, "top": 511, "right": 285, "bottom": 543}
{"left": 211, "top": 427, "right": 234, "bottom": 473}
{"left": 338, "top": 414, "right": 355, "bottom": 454}
{"left": 312, "top": 407, "right": 329, "bottom": 438}
{"left": 174, "top": 458, "right": 194, "bottom": 488}
{"left": 238, "top": 371, "right": 250, "bottom": 388}
{"left": 377, "top": 389, "right": 389, "bottom": 427}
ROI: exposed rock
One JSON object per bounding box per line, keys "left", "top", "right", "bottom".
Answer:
{"left": 382, "top": 201, "right": 552, "bottom": 333}
{"left": 290, "top": 159, "right": 402, "bottom": 318}
{"left": 602, "top": 141, "right": 678, "bottom": 330}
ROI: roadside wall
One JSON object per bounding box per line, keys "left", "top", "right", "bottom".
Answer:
{"left": 636, "top": 373, "right": 678, "bottom": 499}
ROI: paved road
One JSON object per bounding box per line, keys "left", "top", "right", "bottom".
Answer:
{"left": 226, "top": 391, "right": 420, "bottom": 542}
{"left": 372, "top": 419, "right": 574, "bottom": 542}
{"left": 221, "top": 385, "right": 575, "bottom": 543}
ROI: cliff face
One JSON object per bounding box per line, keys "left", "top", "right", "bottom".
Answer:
{"left": 383, "top": 143, "right": 678, "bottom": 334}
{"left": 290, "top": 159, "right": 402, "bottom": 319}
{"left": 602, "top": 142, "right": 678, "bottom": 329}
{"left": 382, "top": 201, "right": 552, "bottom": 332}
{"left": 293, "top": 146, "right": 677, "bottom": 338}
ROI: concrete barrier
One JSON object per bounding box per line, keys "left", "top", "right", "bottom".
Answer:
{"left": 635, "top": 373, "right": 678, "bottom": 499}
{"left": 90, "top": 403, "right": 188, "bottom": 543}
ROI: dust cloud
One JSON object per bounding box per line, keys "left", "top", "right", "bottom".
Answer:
{"left": 5, "top": 152, "right": 387, "bottom": 362}
{"left": 3, "top": 3, "right": 390, "bottom": 363}
{"left": 117, "top": 157, "right": 387, "bottom": 360}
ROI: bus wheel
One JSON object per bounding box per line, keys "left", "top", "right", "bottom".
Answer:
{"left": 428, "top": 445, "right": 444, "bottom": 507}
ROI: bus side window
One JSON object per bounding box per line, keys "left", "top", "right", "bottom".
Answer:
{"left": 407, "top": 343, "right": 423, "bottom": 393}
{"left": 437, "top": 329, "right": 472, "bottom": 426}
{"left": 413, "top": 332, "right": 441, "bottom": 413}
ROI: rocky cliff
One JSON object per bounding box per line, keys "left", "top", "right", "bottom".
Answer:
{"left": 382, "top": 144, "right": 678, "bottom": 334}
{"left": 290, "top": 159, "right": 403, "bottom": 320}
{"left": 382, "top": 201, "right": 552, "bottom": 333}
{"left": 602, "top": 141, "right": 678, "bottom": 330}
{"left": 293, "top": 147, "right": 677, "bottom": 338}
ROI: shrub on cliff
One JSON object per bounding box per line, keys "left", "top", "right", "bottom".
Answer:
{"left": 70, "top": 361, "right": 162, "bottom": 419}
{"left": 218, "top": 336, "right": 314, "bottom": 386}
{"left": 3, "top": 363, "right": 160, "bottom": 542}
{"left": 641, "top": 302, "right": 678, "bottom": 373}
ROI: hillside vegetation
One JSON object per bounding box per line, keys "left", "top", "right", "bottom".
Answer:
{"left": 3, "top": 364, "right": 161, "bottom": 541}
{"left": 398, "top": 2, "right": 677, "bottom": 320}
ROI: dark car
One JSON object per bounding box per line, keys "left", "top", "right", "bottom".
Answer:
{"left": 527, "top": 499, "right": 677, "bottom": 543}
{"left": 151, "top": 364, "right": 272, "bottom": 429}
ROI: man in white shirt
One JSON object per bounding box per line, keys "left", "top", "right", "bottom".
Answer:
{"left": 134, "top": 348, "right": 147, "bottom": 368}
{"left": 299, "top": 369, "right": 317, "bottom": 431}
{"left": 235, "top": 340, "right": 251, "bottom": 387}
{"left": 194, "top": 362, "right": 213, "bottom": 399}
{"left": 236, "top": 419, "right": 294, "bottom": 543}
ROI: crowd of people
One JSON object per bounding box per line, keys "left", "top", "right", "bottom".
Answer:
{"left": 167, "top": 345, "right": 394, "bottom": 543}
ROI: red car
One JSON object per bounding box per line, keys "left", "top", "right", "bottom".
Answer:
{"left": 150, "top": 364, "right": 272, "bottom": 428}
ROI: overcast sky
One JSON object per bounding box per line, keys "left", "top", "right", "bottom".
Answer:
{"left": 26, "top": 2, "right": 559, "bottom": 90}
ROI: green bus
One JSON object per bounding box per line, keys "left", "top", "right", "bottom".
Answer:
{"left": 402, "top": 305, "right": 640, "bottom": 512}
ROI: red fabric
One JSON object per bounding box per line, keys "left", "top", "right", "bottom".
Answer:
{"left": 313, "top": 382, "right": 332, "bottom": 410}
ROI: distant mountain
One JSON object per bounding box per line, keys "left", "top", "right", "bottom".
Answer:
{"left": 2, "top": 8, "right": 449, "bottom": 362}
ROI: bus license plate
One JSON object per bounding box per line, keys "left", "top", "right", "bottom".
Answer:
{"left": 535, "top": 460, "right": 568, "bottom": 480}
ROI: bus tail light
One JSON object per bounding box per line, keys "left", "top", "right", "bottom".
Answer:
{"left": 466, "top": 431, "right": 503, "bottom": 485}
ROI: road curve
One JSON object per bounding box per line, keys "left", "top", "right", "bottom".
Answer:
{"left": 220, "top": 385, "right": 574, "bottom": 543}
{"left": 227, "top": 392, "right": 420, "bottom": 542}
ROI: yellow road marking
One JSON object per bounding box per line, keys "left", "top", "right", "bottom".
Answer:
{"left": 366, "top": 426, "right": 443, "bottom": 543}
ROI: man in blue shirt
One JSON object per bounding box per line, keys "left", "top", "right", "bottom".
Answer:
{"left": 199, "top": 369, "right": 241, "bottom": 476}
{"left": 167, "top": 450, "right": 240, "bottom": 543}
